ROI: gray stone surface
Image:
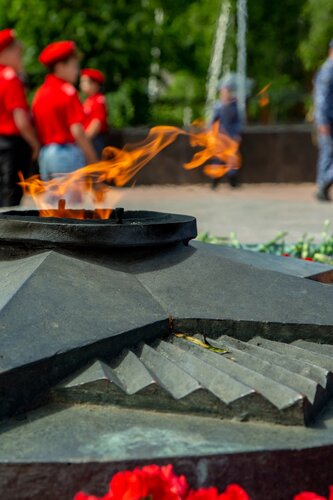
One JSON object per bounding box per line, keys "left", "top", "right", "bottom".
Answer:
{"left": 1, "top": 240, "right": 333, "bottom": 419}
{"left": 130, "top": 243, "right": 333, "bottom": 336}
{"left": 153, "top": 339, "right": 253, "bottom": 404}
{"left": 249, "top": 337, "right": 333, "bottom": 372}
{"left": 170, "top": 336, "right": 305, "bottom": 410}
{"left": 0, "top": 252, "right": 51, "bottom": 311}
{"left": 50, "top": 334, "right": 333, "bottom": 426}
{"left": 0, "top": 250, "right": 167, "bottom": 418}
{"left": 0, "top": 225, "right": 333, "bottom": 498}
{"left": 211, "top": 336, "right": 325, "bottom": 403}
{"left": 2, "top": 403, "right": 333, "bottom": 500}
{"left": 109, "top": 349, "right": 156, "bottom": 394}
{"left": 2, "top": 401, "right": 333, "bottom": 463}
{"left": 192, "top": 241, "right": 333, "bottom": 281}
{"left": 0, "top": 210, "right": 197, "bottom": 248}
{"left": 0, "top": 196, "right": 333, "bottom": 500}
{"left": 207, "top": 336, "right": 330, "bottom": 422}
{"left": 0, "top": 251, "right": 166, "bottom": 373}
{"left": 293, "top": 339, "right": 333, "bottom": 356}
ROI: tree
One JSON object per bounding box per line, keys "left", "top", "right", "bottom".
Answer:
{"left": 299, "top": 0, "right": 333, "bottom": 71}
{"left": 0, "top": 0, "right": 319, "bottom": 125}
{"left": 0, "top": 0, "right": 161, "bottom": 124}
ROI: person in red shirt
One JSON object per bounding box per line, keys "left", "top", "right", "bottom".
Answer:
{"left": 80, "top": 68, "right": 109, "bottom": 158}
{"left": 32, "top": 41, "right": 97, "bottom": 183}
{"left": 0, "top": 29, "right": 40, "bottom": 206}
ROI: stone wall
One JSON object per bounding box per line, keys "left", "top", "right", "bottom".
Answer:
{"left": 108, "top": 124, "right": 318, "bottom": 184}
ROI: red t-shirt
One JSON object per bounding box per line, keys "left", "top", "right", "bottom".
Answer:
{"left": 32, "top": 74, "right": 84, "bottom": 145}
{"left": 0, "top": 64, "right": 29, "bottom": 136}
{"left": 83, "top": 93, "right": 108, "bottom": 133}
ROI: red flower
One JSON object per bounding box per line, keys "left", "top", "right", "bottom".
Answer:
{"left": 157, "top": 465, "right": 189, "bottom": 498}
{"left": 74, "top": 466, "right": 249, "bottom": 500}
{"left": 74, "top": 466, "right": 186, "bottom": 500}
{"left": 294, "top": 486, "right": 333, "bottom": 500}
{"left": 186, "top": 484, "right": 249, "bottom": 500}
{"left": 74, "top": 493, "right": 109, "bottom": 500}
{"left": 186, "top": 487, "right": 220, "bottom": 499}
{"left": 107, "top": 465, "right": 186, "bottom": 500}
{"left": 219, "top": 484, "right": 250, "bottom": 500}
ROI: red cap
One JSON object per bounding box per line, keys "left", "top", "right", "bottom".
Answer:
{"left": 0, "top": 29, "right": 16, "bottom": 53}
{"left": 81, "top": 68, "right": 105, "bottom": 84}
{"left": 39, "top": 40, "right": 76, "bottom": 67}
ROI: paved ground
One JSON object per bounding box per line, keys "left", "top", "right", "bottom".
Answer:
{"left": 17, "top": 182, "right": 333, "bottom": 243}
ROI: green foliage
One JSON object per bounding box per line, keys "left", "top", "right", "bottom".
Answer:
{"left": 0, "top": 0, "right": 160, "bottom": 125}
{"left": 105, "top": 83, "right": 135, "bottom": 129}
{"left": 0, "top": 0, "right": 224, "bottom": 126}
{"left": 0, "top": 0, "right": 332, "bottom": 126}
{"left": 248, "top": 76, "right": 307, "bottom": 123}
{"left": 197, "top": 221, "right": 333, "bottom": 264}
{"left": 299, "top": 0, "right": 333, "bottom": 71}
{"left": 149, "top": 0, "right": 223, "bottom": 125}
{"left": 150, "top": 70, "right": 204, "bottom": 126}
{"left": 246, "top": 0, "right": 308, "bottom": 122}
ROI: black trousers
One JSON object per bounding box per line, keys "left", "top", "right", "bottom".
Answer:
{"left": 93, "top": 132, "right": 109, "bottom": 159}
{"left": 0, "top": 135, "right": 31, "bottom": 207}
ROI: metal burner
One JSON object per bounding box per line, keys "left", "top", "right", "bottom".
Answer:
{"left": 0, "top": 209, "right": 197, "bottom": 248}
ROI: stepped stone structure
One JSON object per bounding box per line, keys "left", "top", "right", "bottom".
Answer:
{"left": 0, "top": 209, "right": 332, "bottom": 500}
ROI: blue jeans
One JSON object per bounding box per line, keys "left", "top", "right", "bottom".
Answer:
{"left": 317, "top": 132, "right": 333, "bottom": 188}
{"left": 39, "top": 143, "right": 85, "bottom": 181}
{"left": 38, "top": 143, "right": 86, "bottom": 204}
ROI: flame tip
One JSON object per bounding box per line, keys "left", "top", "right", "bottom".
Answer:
{"left": 22, "top": 124, "right": 241, "bottom": 216}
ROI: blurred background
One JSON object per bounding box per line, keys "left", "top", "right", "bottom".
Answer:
{"left": 0, "top": 0, "right": 331, "bottom": 128}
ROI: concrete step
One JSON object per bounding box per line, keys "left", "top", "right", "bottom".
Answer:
{"left": 108, "top": 349, "right": 155, "bottom": 394}
{"left": 249, "top": 337, "right": 333, "bottom": 372}
{"left": 292, "top": 340, "right": 333, "bottom": 357}
{"left": 57, "top": 351, "right": 157, "bottom": 395}
{"left": 243, "top": 337, "right": 328, "bottom": 388}
{"left": 51, "top": 334, "right": 333, "bottom": 426}
{"left": 207, "top": 334, "right": 333, "bottom": 425}
{"left": 57, "top": 359, "right": 116, "bottom": 389}
{"left": 170, "top": 336, "right": 304, "bottom": 411}
{"left": 133, "top": 342, "right": 202, "bottom": 399}
{"left": 154, "top": 338, "right": 254, "bottom": 404}
{"left": 209, "top": 336, "right": 322, "bottom": 407}
{"left": 52, "top": 342, "right": 305, "bottom": 425}
{"left": 53, "top": 351, "right": 222, "bottom": 417}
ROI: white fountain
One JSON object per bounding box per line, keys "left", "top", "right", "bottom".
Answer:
{"left": 205, "top": 0, "right": 248, "bottom": 124}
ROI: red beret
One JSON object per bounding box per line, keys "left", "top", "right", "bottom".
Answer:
{"left": 39, "top": 40, "right": 76, "bottom": 67}
{"left": 0, "top": 29, "right": 16, "bottom": 53}
{"left": 81, "top": 68, "right": 105, "bottom": 84}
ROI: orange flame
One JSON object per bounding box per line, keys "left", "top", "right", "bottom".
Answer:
{"left": 257, "top": 83, "right": 271, "bottom": 108}
{"left": 185, "top": 122, "right": 240, "bottom": 178}
{"left": 20, "top": 124, "right": 240, "bottom": 219}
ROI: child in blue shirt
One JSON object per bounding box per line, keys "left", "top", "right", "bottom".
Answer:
{"left": 210, "top": 80, "right": 242, "bottom": 188}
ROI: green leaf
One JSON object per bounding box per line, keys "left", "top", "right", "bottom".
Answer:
{"left": 174, "top": 333, "right": 229, "bottom": 354}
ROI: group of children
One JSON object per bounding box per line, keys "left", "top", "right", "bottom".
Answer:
{"left": 0, "top": 27, "right": 244, "bottom": 207}
{"left": 0, "top": 29, "right": 108, "bottom": 206}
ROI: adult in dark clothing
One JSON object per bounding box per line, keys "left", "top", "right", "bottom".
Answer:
{"left": 314, "top": 40, "right": 333, "bottom": 201}
{"left": 0, "top": 29, "right": 40, "bottom": 206}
